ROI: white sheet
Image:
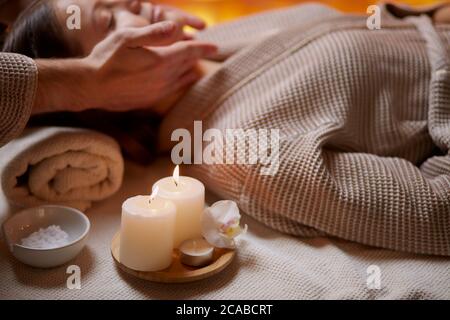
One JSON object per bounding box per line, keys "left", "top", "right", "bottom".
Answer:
{"left": 1, "top": 158, "right": 448, "bottom": 299}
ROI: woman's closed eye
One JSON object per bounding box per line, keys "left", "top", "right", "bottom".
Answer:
{"left": 97, "top": 8, "right": 115, "bottom": 32}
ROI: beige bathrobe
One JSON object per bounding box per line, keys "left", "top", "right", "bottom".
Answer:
{"left": 160, "top": 4, "right": 450, "bottom": 256}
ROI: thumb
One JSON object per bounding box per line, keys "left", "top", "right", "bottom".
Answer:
{"left": 123, "top": 21, "right": 179, "bottom": 48}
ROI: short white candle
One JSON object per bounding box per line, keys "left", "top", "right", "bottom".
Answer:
{"left": 119, "top": 193, "right": 176, "bottom": 272}
{"left": 153, "top": 166, "right": 205, "bottom": 248}
{"left": 179, "top": 238, "right": 214, "bottom": 267}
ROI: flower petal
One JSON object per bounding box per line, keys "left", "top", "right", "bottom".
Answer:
{"left": 201, "top": 200, "right": 246, "bottom": 248}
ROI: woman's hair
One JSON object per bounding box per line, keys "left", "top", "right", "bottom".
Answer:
{"left": 2, "top": 0, "right": 77, "bottom": 58}
{"left": 0, "top": 22, "right": 6, "bottom": 48}
{"left": 2, "top": 0, "right": 161, "bottom": 165}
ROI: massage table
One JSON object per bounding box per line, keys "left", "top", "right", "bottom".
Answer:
{"left": 1, "top": 3, "right": 450, "bottom": 300}
{"left": 1, "top": 158, "right": 449, "bottom": 299}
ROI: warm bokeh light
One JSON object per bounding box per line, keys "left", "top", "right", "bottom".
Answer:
{"left": 157, "top": 0, "right": 444, "bottom": 25}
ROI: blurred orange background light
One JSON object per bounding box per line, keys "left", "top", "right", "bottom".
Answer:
{"left": 157, "top": 0, "right": 444, "bottom": 25}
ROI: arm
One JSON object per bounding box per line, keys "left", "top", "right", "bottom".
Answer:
{"left": 33, "top": 22, "right": 216, "bottom": 115}
{"left": 1, "top": 22, "right": 216, "bottom": 147}
{"left": 32, "top": 59, "right": 93, "bottom": 115}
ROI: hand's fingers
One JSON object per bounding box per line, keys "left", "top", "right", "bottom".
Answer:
{"left": 183, "top": 15, "right": 206, "bottom": 30}
{"left": 160, "top": 5, "right": 206, "bottom": 30}
{"left": 172, "top": 70, "right": 202, "bottom": 92}
{"left": 161, "top": 41, "right": 218, "bottom": 65}
{"left": 183, "top": 32, "right": 194, "bottom": 41}
{"left": 169, "top": 60, "right": 199, "bottom": 80}
{"left": 120, "top": 21, "right": 178, "bottom": 48}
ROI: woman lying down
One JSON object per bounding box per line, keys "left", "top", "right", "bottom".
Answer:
{"left": 3, "top": 1, "right": 450, "bottom": 256}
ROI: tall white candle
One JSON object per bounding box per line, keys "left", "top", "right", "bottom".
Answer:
{"left": 153, "top": 166, "right": 205, "bottom": 248}
{"left": 119, "top": 192, "right": 176, "bottom": 272}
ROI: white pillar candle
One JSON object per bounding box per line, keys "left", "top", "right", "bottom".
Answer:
{"left": 153, "top": 166, "right": 205, "bottom": 248}
{"left": 179, "top": 238, "right": 214, "bottom": 267}
{"left": 119, "top": 193, "right": 176, "bottom": 272}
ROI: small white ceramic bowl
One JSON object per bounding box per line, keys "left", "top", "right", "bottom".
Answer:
{"left": 2, "top": 205, "right": 90, "bottom": 268}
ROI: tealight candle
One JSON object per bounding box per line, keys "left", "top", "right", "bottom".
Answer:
{"left": 179, "top": 238, "right": 214, "bottom": 267}
{"left": 153, "top": 166, "right": 205, "bottom": 247}
{"left": 119, "top": 188, "right": 176, "bottom": 272}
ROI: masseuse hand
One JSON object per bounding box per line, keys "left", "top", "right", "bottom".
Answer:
{"left": 149, "top": 4, "right": 207, "bottom": 40}
{"left": 33, "top": 21, "right": 217, "bottom": 114}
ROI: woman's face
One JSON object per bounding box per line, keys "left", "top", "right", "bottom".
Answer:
{"left": 54, "top": 0, "right": 158, "bottom": 56}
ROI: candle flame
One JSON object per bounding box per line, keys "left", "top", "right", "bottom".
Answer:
{"left": 173, "top": 165, "right": 180, "bottom": 187}
{"left": 150, "top": 186, "right": 159, "bottom": 203}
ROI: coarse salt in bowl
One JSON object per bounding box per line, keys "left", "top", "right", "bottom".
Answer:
{"left": 21, "top": 225, "right": 70, "bottom": 249}
{"left": 2, "top": 205, "right": 90, "bottom": 268}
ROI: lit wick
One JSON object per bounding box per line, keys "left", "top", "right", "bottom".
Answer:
{"left": 173, "top": 165, "right": 180, "bottom": 187}
{"left": 149, "top": 186, "right": 159, "bottom": 204}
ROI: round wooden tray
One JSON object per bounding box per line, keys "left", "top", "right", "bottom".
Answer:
{"left": 111, "top": 232, "right": 235, "bottom": 283}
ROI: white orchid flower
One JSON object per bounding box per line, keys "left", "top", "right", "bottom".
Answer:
{"left": 202, "top": 200, "right": 248, "bottom": 249}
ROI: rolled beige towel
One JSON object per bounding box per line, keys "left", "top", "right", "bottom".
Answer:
{"left": 1, "top": 127, "right": 124, "bottom": 211}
